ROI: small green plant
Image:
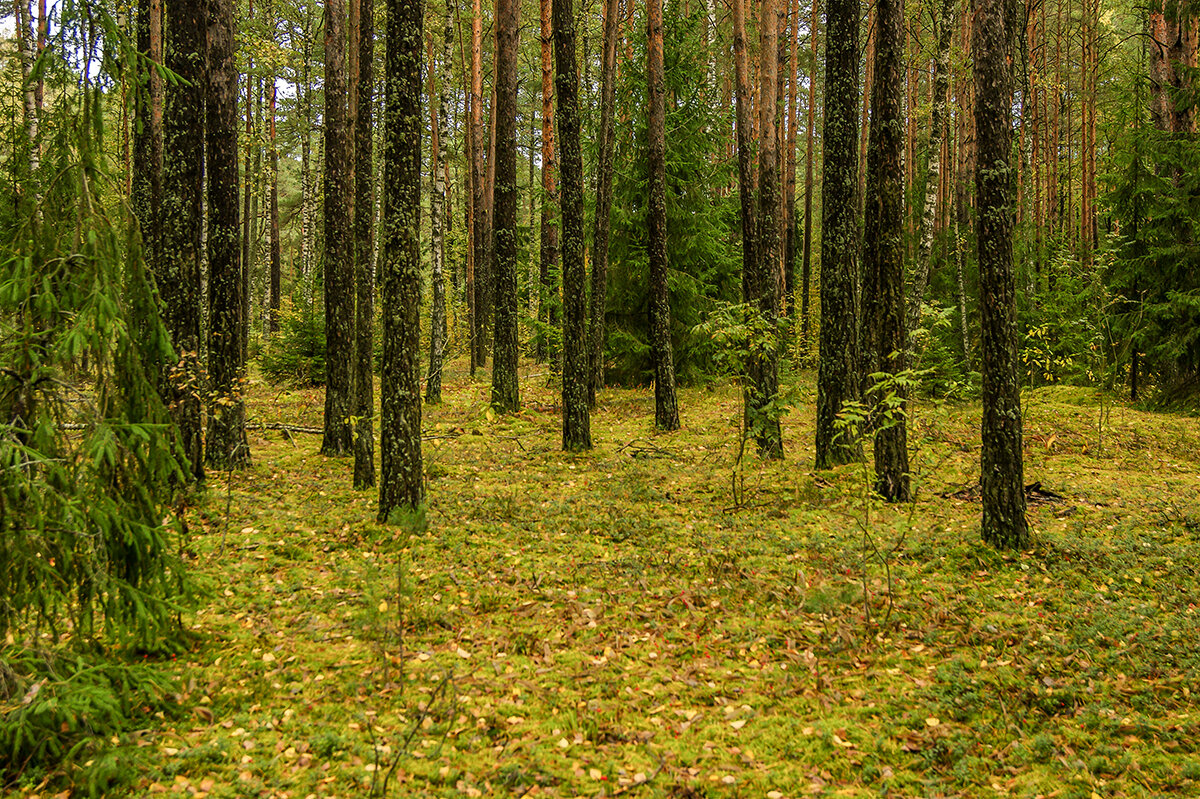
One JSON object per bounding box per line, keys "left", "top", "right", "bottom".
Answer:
{"left": 261, "top": 296, "right": 327, "bottom": 386}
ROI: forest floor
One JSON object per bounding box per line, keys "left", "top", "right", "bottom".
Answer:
{"left": 103, "top": 359, "right": 1200, "bottom": 798}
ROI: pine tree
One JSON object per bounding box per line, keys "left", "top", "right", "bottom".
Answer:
{"left": 205, "top": 0, "right": 249, "bottom": 470}
{"left": 815, "top": 0, "right": 862, "bottom": 468}
{"left": 975, "top": 0, "right": 1029, "bottom": 549}
{"left": 492, "top": 0, "right": 521, "bottom": 412}
{"left": 557, "top": 0, "right": 592, "bottom": 448}
{"left": 379, "top": 0, "right": 425, "bottom": 519}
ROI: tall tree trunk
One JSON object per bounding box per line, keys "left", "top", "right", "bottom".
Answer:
{"left": 734, "top": 0, "right": 756, "bottom": 306}
{"left": 800, "top": 0, "right": 818, "bottom": 342}
{"left": 353, "top": 0, "right": 377, "bottom": 489}
{"left": 815, "top": 0, "right": 862, "bottom": 468}
{"left": 557, "top": 0, "right": 592, "bottom": 448}
{"left": 647, "top": 0, "right": 680, "bottom": 431}
{"left": 161, "top": 0, "right": 205, "bottom": 481}
{"left": 783, "top": 0, "right": 800, "bottom": 319}
{"left": 205, "top": 0, "right": 248, "bottom": 470}
{"left": 268, "top": 80, "right": 281, "bottom": 334}
{"left": 748, "top": 0, "right": 784, "bottom": 458}
{"left": 379, "top": 0, "right": 425, "bottom": 519}
{"left": 428, "top": 0, "right": 453, "bottom": 404}
{"left": 133, "top": 0, "right": 162, "bottom": 265}
{"left": 537, "top": 0, "right": 558, "bottom": 364}
{"left": 975, "top": 0, "right": 1028, "bottom": 549}
{"left": 322, "top": 0, "right": 354, "bottom": 457}
{"left": 857, "top": 5, "right": 876, "bottom": 215}
{"left": 471, "top": 0, "right": 489, "bottom": 368}
{"left": 861, "top": 0, "right": 908, "bottom": 500}
{"left": 906, "top": 0, "right": 954, "bottom": 343}
{"left": 492, "top": 0, "right": 520, "bottom": 412}
{"left": 587, "top": 0, "right": 620, "bottom": 406}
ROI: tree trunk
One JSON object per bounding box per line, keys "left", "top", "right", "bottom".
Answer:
{"left": 975, "top": 0, "right": 1028, "bottom": 549}
{"left": 861, "top": 0, "right": 909, "bottom": 500}
{"left": 733, "top": 0, "right": 756, "bottom": 306}
{"left": 322, "top": 0, "right": 354, "bottom": 457}
{"left": 537, "top": 0, "right": 558, "bottom": 364}
{"left": 268, "top": 80, "right": 281, "bottom": 334}
{"left": 492, "top": 0, "right": 521, "bottom": 412}
{"left": 353, "top": 0, "right": 377, "bottom": 489}
{"left": 161, "top": 0, "right": 206, "bottom": 481}
{"left": 471, "top": 0, "right": 489, "bottom": 369}
{"left": 815, "top": 0, "right": 862, "bottom": 468}
{"left": 427, "top": 0, "right": 453, "bottom": 404}
{"left": 587, "top": 0, "right": 620, "bottom": 406}
{"left": 379, "top": 0, "right": 425, "bottom": 520}
{"left": 133, "top": 0, "right": 162, "bottom": 266}
{"left": 647, "top": 0, "right": 680, "bottom": 431}
{"left": 556, "top": 0, "right": 593, "bottom": 448}
{"left": 906, "top": 0, "right": 954, "bottom": 344}
{"left": 800, "top": 0, "right": 818, "bottom": 342}
{"left": 749, "top": 0, "right": 784, "bottom": 458}
{"left": 783, "top": 0, "right": 800, "bottom": 319}
{"left": 205, "top": 0, "right": 248, "bottom": 470}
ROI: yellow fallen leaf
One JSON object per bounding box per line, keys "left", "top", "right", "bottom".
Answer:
{"left": 925, "top": 717, "right": 941, "bottom": 728}
{"left": 730, "top": 719, "right": 747, "bottom": 730}
{"left": 589, "top": 768, "right": 604, "bottom": 780}
{"left": 831, "top": 734, "right": 855, "bottom": 748}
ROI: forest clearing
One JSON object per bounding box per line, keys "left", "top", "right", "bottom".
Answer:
{"left": 25, "top": 361, "right": 1195, "bottom": 798}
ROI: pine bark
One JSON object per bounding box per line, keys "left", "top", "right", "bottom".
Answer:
{"left": 556, "top": 0, "right": 592, "bottom": 448}
{"left": 133, "top": 0, "right": 162, "bottom": 265}
{"left": 815, "top": 0, "right": 862, "bottom": 468}
{"left": 647, "top": 0, "right": 680, "bottom": 431}
{"left": 353, "top": 0, "right": 377, "bottom": 489}
{"left": 161, "top": 0, "right": 206, "bottom": 481}
{"left": 861, "top": 0, "right": 909, "bottom": 500}
{"left": 322, "top": 0, "right": 354, "bottom": 457}
{"left": 268, "top": 81, "right": 282, "bottom": 334}
{"left": 492, "top": 0, "right": 521, "bottom": 412}
{"left": 586, "top": 0, "right": 620, "bottom": 406}
{"left": 733, "top": 0, "right": 756, "bottom": 304}
{"left": 379, "top": 0, "right": 425, "bottom": 519}
{"left": 427, "top": 0, "right": 453, "bottom": 404}
{"left": 205, "top": 0, "right": 248, "bottom": 470}
{"left": 974, "top": 0, "right": 1028, "bottom": 549}
{"left": 471, "top": 0, "right": 489, "bottom": 369}
{"left": 537, "top": 0, "right": 560, "bottom": 364}
{"left": 783, "top": 0, "right": 801, "bottom": 319}
{"left": 746, "top": 0, "right": 784, "bottom": 458}
{"left": 800, "top": 0, "right": 818, "bottom": 342}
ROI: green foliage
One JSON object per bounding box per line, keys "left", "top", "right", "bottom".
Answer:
{"left": 1106, "top": 128, "right": 1200, "bottom": 402}
{"left": 261, "top": 295, "right": 328, "bottom": 385}
{"left": 0, "top": 650, "right": 175, "bottom": 794}
{"left": 603, "top": 3, "right": 740, "bottom": 386}
{"left": 0, "top": 7, "right": 191, "bottom": 788}
{"left": 1020, "top": 252, "right": 1112, "bottom": 387}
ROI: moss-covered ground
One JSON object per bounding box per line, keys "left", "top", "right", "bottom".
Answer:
{"left": 64, "top": 361, "right": 1200, "bottom": 797}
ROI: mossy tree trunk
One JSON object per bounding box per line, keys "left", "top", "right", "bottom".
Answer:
{"left": 426, "top": 0, "right": 452, "bottom": 405}
{"left": 647, "top": 0, "right": 680, "bottom": 431}
{"left": 861, "top": 0, "right": 909, "bottom": 500}
{"left": 975, "top": 0, "right": 1029, "bottom": 549}
{"left": 379, "top": 0, "right": 424, "bottom": 520}
{"left": 814, "top": 0, "right": 862, "bottom": 469}
{"left": 555, "top": 0, "right": 592, "bottom": 449}
{"left": 161, "top": 0, "right": 206, "bottom": 481}
{"left": 492, "top": 0, "right": 520, "bottom": 413}
{"left": 353, "top": 0, "right": 376, "bottom": 489}
{"left": 322, "top": 0, "right": 354, "bottom": 457}
{"left": 205, "top": 0, "right": 249, "bottom": 470}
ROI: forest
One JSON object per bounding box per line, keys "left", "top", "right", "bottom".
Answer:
{"left": 2, "top": 0, "right": 1200, "bottom": 792}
